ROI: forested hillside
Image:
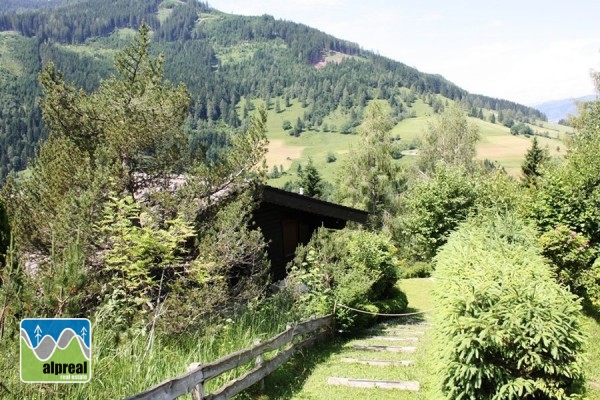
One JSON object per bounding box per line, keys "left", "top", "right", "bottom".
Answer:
{"left": 0, "top": 0, "right": 69, "bottom": 13}
{"left": 0, "top": 0, "right": 546, "bottom": 181}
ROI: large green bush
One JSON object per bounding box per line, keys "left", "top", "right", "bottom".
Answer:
{"left": 539, "top": 226, "right": 598, "bottom": 304}
{"left": 434, "top": 215, "right": 585, "bottom": 399}
{"left": 396, "top": 165, "right": 527, "bottom": 263}
{"left": 287, "top": 228, "right": 406, "bottom": 330}
{"left": 398, "top": 165, "right": 479, "bottom": 261}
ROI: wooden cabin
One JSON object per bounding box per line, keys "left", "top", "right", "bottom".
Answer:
{"left": 253, "top": 186, "right": 369, "bottom": 280}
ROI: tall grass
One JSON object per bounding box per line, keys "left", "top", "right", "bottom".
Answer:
{"left": 0, "top": 290, "right": 298, "bottom": 399}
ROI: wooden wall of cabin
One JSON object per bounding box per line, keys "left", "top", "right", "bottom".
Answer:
{"left": 252, "top": 203, "right": 346, "bottom": 281}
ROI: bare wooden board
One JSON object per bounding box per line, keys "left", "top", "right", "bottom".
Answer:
{"left": 366, "top": 336, "right": 419, "bottom": 342}
{"left": 368, "top": 329, "right": 425, "bottom": 335}
{"left": 353, "top": 344, "right": 417, "bottom": 353}
{"left": 327, "top": 377, "right": 420, "bottom": 391}
{"left": 340, "top": 357, "right": 415, "bottom": 367}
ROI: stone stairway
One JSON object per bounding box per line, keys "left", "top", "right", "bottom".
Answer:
{"left": 327, "top": 318, "right": 432, "bottom": 393}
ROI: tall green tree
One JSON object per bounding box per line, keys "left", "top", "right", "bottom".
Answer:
{"left": 39, "top": 23, "right": 191, "bottom": 197}
{"left": 419, "top": 104, "right": 480, "bottom": 173}
{"left": 299, "top": 158, "right": 323, "bottom": 198}
{"left": 337, "top": 102, "right": 406, "bottom": 228}
{"left": 521, "top": 137, "right": 550, "bottom": 187}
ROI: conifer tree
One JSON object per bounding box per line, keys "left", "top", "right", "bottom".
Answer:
{"left": 337, "top": 102, "right": 406, "bottom": 228}
{"left": 521, "top": 137, "right": 550, "bottom": 187}
{"left": 298, "top": 158, "right": 323, "bottom": 198}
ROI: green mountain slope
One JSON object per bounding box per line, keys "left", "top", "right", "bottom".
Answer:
{"left": 0, "top": 0, "right": 547, "bottom": 182}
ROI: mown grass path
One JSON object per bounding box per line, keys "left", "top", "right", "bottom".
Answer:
{"left": 240, "top": 278, "right": 438, "bottom": 399}
{"left": 287, "top": 278, "right": 437, "bottom": 399}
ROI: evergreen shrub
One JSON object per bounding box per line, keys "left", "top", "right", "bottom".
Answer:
{"left": 434, "top": 215, "right": 585, "bottom": 399}
{"left": 287, "top": 228, "right": 406, "bottom": 330}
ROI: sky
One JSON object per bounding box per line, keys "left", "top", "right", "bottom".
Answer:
{"left": 206, "top": 0, "right": 600, "bottom": 106}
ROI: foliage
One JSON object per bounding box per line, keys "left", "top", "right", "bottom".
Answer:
{"left": 326, "top": 152, "right": 337, "bottom": 163}
{"left": 530, "top": 97, "right": 600, "bottom": 247}
{"left": 0, "top": 284, "right": 299, "bottom": 399}
{"left": 337, "top": 102, "right": 406, "bottom": 229}
{"left": 39, "top": 23, "right": 191, "bottom": 196}
{"left": 510, "top": 121, "right": 533, "bottom": 136}
{"left": 194, "top": 192, "right": 270, "bottom": 307}
{"left": 3, "top": 136, "right": 112, "bottom": 253}
{"left": 401, "top": 261, "right": 433, "bottom": 278}
{"left": 96, "top": 196, "right": 194, "bottom": 327}
{"left": 0, "top": 199, "right": 8, "bottom": 266}
{"left": 3, "top": 26, "right": 270, "bottom": 340}
{"left": 287, "top": 228, "right": 404, "bottom": 330}
{"left": 419, "top": 104, "right": 480, "bottom": 173}
{"left": 397, "top": 165, "right": 479, "bottom": 261}
{"left": 298, "top": 158, "right": 323, "bottom": 198}
{"left": 521, "top": 137, "right": 550, "bottom": 187}
{"left": 434, "top": 214, "right": 585, "bottom": 399}
{"left": 539, "top": 226, "right": 599, "bottom": 306}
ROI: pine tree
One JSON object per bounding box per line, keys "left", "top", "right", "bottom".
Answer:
{"left": 298, "top": 158, "right": 323, "bottom": 198}
{"left": 521, "top": 137, "right": 550, "bottom": 187}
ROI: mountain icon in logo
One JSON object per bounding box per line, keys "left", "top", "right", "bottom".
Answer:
{"left": 20, "top": 318, "right": 92, "bottom": 383}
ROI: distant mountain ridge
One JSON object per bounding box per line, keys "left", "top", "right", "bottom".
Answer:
{"left": 0, "top": 0, "right": 70, "bottom": 13}
{"left": 0, "top": 0, "right": 547, "bottom": 181}
{"left": 534, "top": 95, "right": 597, "bottom": 122}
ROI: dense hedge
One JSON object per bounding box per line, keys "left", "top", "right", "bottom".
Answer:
{"left": 434, "top": 215, "right": 585, "bottom": 399}
{"left": 287, "top": 228, "right": 407, "bottom": 330}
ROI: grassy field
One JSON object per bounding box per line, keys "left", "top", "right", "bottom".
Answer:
{"left": 0, "top": 32, "right": 27, "bottom": 78}
{"left": 257, "top": 97, "right": 566, "bottom": 185}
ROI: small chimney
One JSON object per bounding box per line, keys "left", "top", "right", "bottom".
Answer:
{"left": 299, "top": 187, "right": 304, "bottom": 195}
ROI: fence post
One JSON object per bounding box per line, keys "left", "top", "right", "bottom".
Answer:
{"left": 187, "top": 362, "right": 205, "bottom": 400}
{"left": 253, "top": 339, "right": 265, "bottom": 391}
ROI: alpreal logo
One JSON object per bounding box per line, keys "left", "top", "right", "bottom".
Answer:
{"left": 20, "top": 318, "right": 91, "bottom": 383}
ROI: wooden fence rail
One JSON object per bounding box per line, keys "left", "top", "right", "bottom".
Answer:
{"left": 125, "top": 314, "right": 334, "bottom": 400}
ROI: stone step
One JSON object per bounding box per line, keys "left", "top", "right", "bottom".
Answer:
{"left": 340, "top": 357, "right": 415, "bottom": 367}
{"left": 353, "top": 344, "right": 417, "bottom": 353}
{"left": 328, "top": 377, "right": 420, "bottom": 391}
{"left": 368, "top": 328, "right": 425, "bottom": 335}
{"left": 366, "top": 336, "right": 419, "bottom": 342}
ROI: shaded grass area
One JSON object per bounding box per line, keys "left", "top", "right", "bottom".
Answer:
{"left": 238, "top": 278, "right": 438, "bottom": 399}
{"left": 582, "top": 301, "right": 600, "bottom": 399}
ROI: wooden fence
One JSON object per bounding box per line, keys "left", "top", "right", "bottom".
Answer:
{"left": 125, "top": 314, "right": 334, "bottom": 400}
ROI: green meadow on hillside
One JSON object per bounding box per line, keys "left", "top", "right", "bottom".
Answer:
{"left": 257, "top": 97, "right": 565, "bottom": 185}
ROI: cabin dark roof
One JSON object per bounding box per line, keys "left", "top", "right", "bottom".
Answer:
{"left": 261, "top": 186, "right": 369, "bottom": 224}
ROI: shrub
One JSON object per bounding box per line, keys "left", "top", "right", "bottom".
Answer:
{"left": 401, "top": 261, "right": 432, "bottom": 278}
{"left": 398, "top": 165, "right": 478, "bottom": 261}
{"left": 326, "top": 152, "right": 337, "bottom": 163}
{"left": 539, "top": 226, "right": 599, "bottom": 303}
{"left": 287, "top": 228, "right": 405, "bottom": 330}
{"left": 434, "top": 214, "right": 585, "bottom": 399}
